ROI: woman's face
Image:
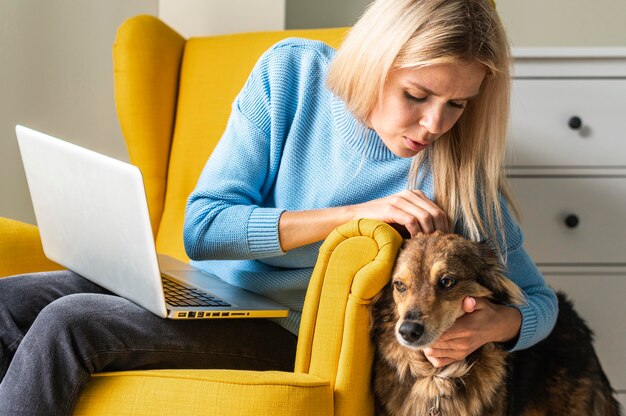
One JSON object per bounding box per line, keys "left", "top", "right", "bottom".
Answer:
{"left": 367, "top": 61, "right": 487, "bottom": 158}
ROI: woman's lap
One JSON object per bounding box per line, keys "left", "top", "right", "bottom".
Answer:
{"left": 0, "top": 270, "right": 297, "bottom": 415}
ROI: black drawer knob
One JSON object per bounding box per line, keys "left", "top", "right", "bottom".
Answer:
{"left": 568, "top": 116, "right": 583, "bottom": 130}
{"left": 564, "top": 214, "right": 579, "bottom": 229}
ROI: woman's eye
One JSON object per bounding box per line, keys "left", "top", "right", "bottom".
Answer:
{"left": 393, "top": 280, "right": 407, "bottom": 292}
{"left": 448, "top": 100, "right": 466, "bottom": 110}
{"left": 404, "top": 91, "right": 427, "bottom": 103}
{"left": 438, "top": 276, "right": 458, "bottom": 290}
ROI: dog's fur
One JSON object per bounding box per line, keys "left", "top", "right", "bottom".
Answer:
{"left": 371, "top": 231, "right": 622, "bottom": 416}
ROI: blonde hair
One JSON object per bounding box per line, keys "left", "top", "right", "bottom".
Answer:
{"left": 327, "top": 0, "right": 515, "bottom": 249}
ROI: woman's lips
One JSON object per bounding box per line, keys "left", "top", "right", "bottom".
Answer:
{"left": 404, "top": 136, "right": 428, "bottom": 152}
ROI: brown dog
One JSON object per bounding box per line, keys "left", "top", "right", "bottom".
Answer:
{"left": 371, "top": 231, "right": 622, "bottom": 416}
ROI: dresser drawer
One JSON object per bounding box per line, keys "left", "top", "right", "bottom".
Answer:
{"left": 508, "top": 176, "right": 626, "bottom": 265}
{"left": 544, "top": 273, "right": 626, "bottom": 391}
{"left": 507, "top": 79, "right": 626, "bottom": 167}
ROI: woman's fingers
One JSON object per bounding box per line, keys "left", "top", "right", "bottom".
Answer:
{"left": 383, "top": 190, "right": 448, "bottom": 235}
{"left": 397, "top": 190, "right": 449, "bottom": 233}
{"left": 350, "top": 190, "right": 448, "bottom": 236}
{"left": 423, "top": 346, "right": 464, "bottom": 368}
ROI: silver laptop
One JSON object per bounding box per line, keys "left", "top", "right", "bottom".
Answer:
{"left": 16, "top": 125, "right": 288, "bottom": 320}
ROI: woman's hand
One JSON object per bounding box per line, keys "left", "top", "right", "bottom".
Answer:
{"left": 349, "top": 189, "right": 449, "bottom": 236}
{"left": 278, "top": 190, "right": 447, "bottom": 252}
{"left": 423, "top": 297, "right": 522, "bottom": 368}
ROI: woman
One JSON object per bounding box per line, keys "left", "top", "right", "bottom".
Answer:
{"left": 184, "top": 0, "right": 555, "bottom": 366}
{"left": 0, "top": 0, "right": 557, "bottom": 414}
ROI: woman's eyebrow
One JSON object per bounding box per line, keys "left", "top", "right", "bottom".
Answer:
{"left": 408, "top": 82, "right": 480, "bottom": 101}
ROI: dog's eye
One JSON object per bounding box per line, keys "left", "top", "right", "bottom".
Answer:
{"left": 438, "top": 276, "right": 458, "bottom": 290}
{"left": 392, "top": 280, "right": 407, "bottom": 292}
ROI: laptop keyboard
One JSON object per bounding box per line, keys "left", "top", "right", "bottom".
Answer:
{"left": 161, "top": 277, "right": 231, "bottom": 308}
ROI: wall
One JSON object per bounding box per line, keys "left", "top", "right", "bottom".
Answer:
{"left": 286, "top": 0, "right": 369, "bottom": 29}
{"left": 159, "top": 0, "right": 285, "bottom": 37}
{"left": 0, "top": 0, "right": 157, "bottom": 224}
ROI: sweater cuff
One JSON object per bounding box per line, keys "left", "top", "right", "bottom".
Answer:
{"left": 508, "top": 303, "right": 538, "bottom": 352}
{"left": 247, "top": 207, "right": 285, "bottom": 257}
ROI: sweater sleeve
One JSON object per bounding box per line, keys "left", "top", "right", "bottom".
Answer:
{"left": 183, "top": 38, "right": 332, "bottom": 261}
{"left": 499, "top": 202, "right": 558, "bottom": 351}
{"left": 183, "top": 44, "right": 285, "bottom": 261}
{"left": 183, "top": 108, "right": 285, "bottom": 260}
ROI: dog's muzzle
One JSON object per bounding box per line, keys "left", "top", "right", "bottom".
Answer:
{"left": 398, "top": 320, "right": 425, "bottom": 344}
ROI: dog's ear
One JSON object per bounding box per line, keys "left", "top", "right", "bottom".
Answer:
{"left": 475, "top": 240, "right": 525, "bottom": 306}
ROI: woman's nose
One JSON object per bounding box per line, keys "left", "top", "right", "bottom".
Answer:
{"left": 419, "top": 104, "right": 445, "bottom": 135}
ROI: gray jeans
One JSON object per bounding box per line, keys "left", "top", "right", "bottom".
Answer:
{"left": 0, "top": 270, "right": 297, "bottom": 416}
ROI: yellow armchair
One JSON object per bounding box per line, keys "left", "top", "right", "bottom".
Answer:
{"left": 0, "top": 217, "right": 63, "bottom": 277}
{"left": 0, "top": 15, "right": 404, "bottom": 415}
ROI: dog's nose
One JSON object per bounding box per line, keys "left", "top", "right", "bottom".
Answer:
{"left": 398, "top": 321, "right": 424, "bottom": 343}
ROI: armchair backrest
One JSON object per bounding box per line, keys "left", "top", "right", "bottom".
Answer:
{"left": 113, "top": 15, "right": 347, "bottom": 261}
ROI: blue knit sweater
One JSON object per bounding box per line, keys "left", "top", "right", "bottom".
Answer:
{"left": 183, "top": 38, "right": 557, "bottom": 350}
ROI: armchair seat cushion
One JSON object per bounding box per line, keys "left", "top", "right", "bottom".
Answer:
{"left": 75, "top": 369, "right": 333, "bottom": 415}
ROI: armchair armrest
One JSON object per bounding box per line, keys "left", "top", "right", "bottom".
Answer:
{"left": 75, "top": 369, "right": 333, "bottom": 416}
{"left": 0, "top": 217, "right": 63, "bottom": 278}
{"left": 296, "top": 219, "right": 402, "bottom": 415}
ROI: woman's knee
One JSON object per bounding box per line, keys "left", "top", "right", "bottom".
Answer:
{"left": 0, "top": 270, "right": 104, "bottom": 312}
{"left": 32, "top": 293, "right": 118, "bottom": 341}
{"left": 24, "top": 294, "right": 128, "bottom": 369}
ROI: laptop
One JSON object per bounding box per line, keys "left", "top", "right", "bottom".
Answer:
{"left": 16, "top": 125, "right": 288, "bottom": 320}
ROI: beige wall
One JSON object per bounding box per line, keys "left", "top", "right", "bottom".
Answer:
{"left": 286, "top": 0, "right": 369, "bottom": 29}
{"left": 159, "top": 0, "right": 285, "bottom": 37}
{"left": 0, "top": 0, "right": 157, "bottom": 224}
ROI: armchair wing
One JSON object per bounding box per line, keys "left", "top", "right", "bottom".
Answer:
{"left": 113, "top": 15, "right": 185, "bottom": 238}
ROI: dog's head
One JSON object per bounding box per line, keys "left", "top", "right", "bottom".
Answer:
{"left": 386, "top": 231, "right": 524, "bottom": 349}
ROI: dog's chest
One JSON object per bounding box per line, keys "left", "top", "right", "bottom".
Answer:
{"left": 399, "top": 388, "right": 505, "bottom": 416}
{"left": 386, "top": 353, "right": 509, "bottom": 416}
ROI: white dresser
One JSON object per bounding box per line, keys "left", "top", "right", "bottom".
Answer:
{"left": 507, "top": 48, "right": 626, "bottom": 408}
